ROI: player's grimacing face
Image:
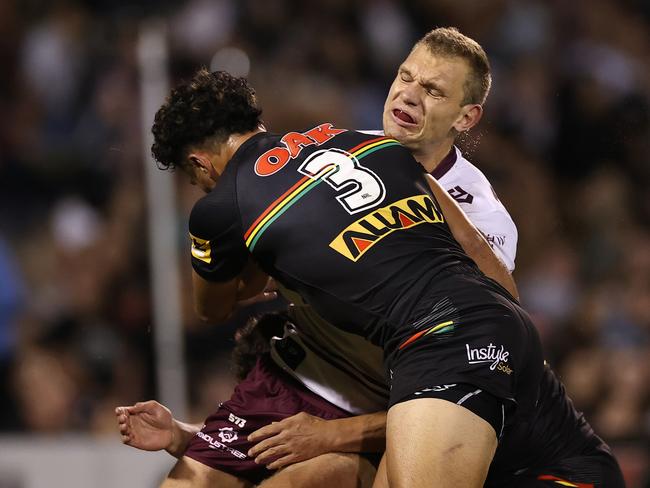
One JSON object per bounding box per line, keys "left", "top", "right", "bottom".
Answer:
{"left": 383, "top": 45, "right": 471, "bottom": 153}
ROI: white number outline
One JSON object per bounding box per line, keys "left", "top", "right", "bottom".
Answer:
{"left": 298, "top": 148, "right": 386, "bottom": 214}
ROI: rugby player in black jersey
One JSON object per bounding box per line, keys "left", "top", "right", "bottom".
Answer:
{"left": 151, "top": 74, "right": 536, "bottom": 488}
{"left": 119, "top": 29, "right": 624, "bottom": 488}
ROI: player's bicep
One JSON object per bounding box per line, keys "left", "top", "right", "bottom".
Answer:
{"left": 189, "top": 196, "right": 249, "bottom": 282}
{"left": 188, "top": 195, "right": 249, "bottom": 322}
{"left": 189, "top": 231, "right": 248, "bottom": 282}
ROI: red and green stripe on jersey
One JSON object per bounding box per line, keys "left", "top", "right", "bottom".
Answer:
{"left": 244, "top": 136, "right": 400, "bottom": 251}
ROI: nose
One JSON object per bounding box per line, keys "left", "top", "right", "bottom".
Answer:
{"left": 399, "top": 83, "right": 419, "bottom": 107}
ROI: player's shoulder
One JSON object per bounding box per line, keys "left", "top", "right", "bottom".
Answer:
{"left": 189, "top": 173, "right": 241, "bottom": 237}
{"left": 438, "top": 148, "right": 500, "bottom": 203}
{"left": 189, "top": 191, "right": 220, "bottom": 228}
{"left": 442, "top": 148, "right": 491, "bottom": 185}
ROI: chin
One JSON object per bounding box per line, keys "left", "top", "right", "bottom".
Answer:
{"left": 384, "top": 122, "right": 407, "bottom": 139}
{"left": 390, "top": 129, "right": 416, "bottom": 146}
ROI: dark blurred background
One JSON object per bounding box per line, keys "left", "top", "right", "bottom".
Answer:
{"left": 0, "top": 0, "right": 648, "bottom": 486}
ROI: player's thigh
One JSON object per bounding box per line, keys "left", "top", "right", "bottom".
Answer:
{"left": 385, "top": 398, "right": 496, "bottom": 488}
{"left": 259, "top": 452, "right": 376, "bottom": 488}
{"left": 160, "top": 456, "right": 253, "bottom": 488}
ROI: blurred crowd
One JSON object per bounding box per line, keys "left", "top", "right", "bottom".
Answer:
{"left": 0, "top": 0, "right": 648, "bottom": 485}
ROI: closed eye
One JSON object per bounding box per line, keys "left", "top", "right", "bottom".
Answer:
{"left": 399, "top": 69, "right": 413, "bottom": 83}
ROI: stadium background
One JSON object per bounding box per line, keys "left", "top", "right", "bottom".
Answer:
{"left": 0, "top": 0, "right": 648, "bottom": 486}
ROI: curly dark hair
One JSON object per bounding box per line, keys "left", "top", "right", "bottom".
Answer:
{"left": 151, "top": 69, "right": 263, "bottom": 170}
{"left": 231, "top": 312, "right": 289, "bottom": 380}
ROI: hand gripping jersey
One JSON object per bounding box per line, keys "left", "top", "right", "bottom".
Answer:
{"left": 190, "top": 125, "right": 542, "bottom": 415}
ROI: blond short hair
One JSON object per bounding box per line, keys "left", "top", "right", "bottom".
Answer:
{"left": 416, "top": 27, "right": 492, "bottom": 105}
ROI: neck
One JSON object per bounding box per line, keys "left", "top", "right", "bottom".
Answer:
{"left": 415, "top": 140, "right": 455, "bottom": 173}
{"left": 221, "top": 126, "right": 266, "bottom": 166}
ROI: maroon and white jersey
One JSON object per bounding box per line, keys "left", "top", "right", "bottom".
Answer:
{"left": 434, "top": 146, "right": 517, "bottom": 271}
{"left": 270, "top": 143, "right": 518, "bottom": 414}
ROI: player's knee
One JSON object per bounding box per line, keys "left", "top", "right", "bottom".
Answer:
{"left": 274, "top": 453, "right": 375, "bottom": 488}
{"left": 160, "top": 456, "right": 251, "bottom": 488}
{"left": 159, "top": 458, "right": 197, "bottom": 488}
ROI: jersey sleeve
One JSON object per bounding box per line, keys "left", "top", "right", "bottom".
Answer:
{"left": 188, "top": 192, "right": 249, "bottom": 282}
{"left": 461, "top": 197, "right": 518, "bottom": 272}
{"left": 440, "top": 161, "right": 518, "bottom": 272}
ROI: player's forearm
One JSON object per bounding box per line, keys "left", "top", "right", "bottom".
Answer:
{"left": 236, "top": 260, "right": 269, "bottom": 301}
{"left": 425, "top": 175, "right": 519, "bottom": 300}
{"left": 462, "top": 233, "right": 519, "bottom": 300}
{"left": 326, "top": 412, "right": 387, "bottom": 453}
{"left": 166, "top": 420, "right": 202, "bottom": 458}
{"left": 192, "top": 270, "right": 237, "bottom": 323}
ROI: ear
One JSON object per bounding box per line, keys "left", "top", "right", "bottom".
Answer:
{"left": 187, "top": 152, "right": 211, "bottom": 173}
{"left": 453, "top": 104, "right": 483, "bottom": 132}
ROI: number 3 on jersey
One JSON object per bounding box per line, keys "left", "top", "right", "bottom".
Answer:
{"left": 298, "top": 149, "right": 386, "bottom": 214}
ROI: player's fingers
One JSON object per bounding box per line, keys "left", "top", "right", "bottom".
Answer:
{"left": 248, "top": 436, "right": 280, "bottom": 458}
{"left": 248, "top": 422, "right": 281, "bottom": 443}
{"left": 237, "top": 291, "right": 278, "bottom": 308}
{"left": 115, "top": 406, "right": 129, "bottom": 417}
{"left": 266, "top": 453, "right": 299, "bottom": 470}
{"left": 121, "top": 434, "right": 131, "bottom": 444}
{"left": 132, "top": 401, "right": 149, "bottom": 411}
{"left": 254, "top": 444, "right": 287, "bottom": 465}
{"left": 131, "top": 400, "right": 156, "bottom": 413}
{"left": 264, "top": 279, "right": 279, "bottom": 292}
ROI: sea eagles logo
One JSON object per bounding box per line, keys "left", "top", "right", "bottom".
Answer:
{"left": 448, "top": 185, "right": 474, "bottom": 204}
{"left": 217, "top": 427, "right": 238, "bottom": 443}
{"left": 329, "top": 194, "right": 444, "bottom": 261}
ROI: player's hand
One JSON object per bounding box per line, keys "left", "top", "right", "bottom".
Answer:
{"left": 236, "top": 278, "right": 279, "bottom": 308}
{"left": 247, "top": 412, "right": 332, "bottom": 470}
{"left": 115, "top": 400, "right": 174, "bottom": 452}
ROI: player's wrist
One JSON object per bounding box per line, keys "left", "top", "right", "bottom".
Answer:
{"left": 324, "top": 418, "right": 352, "bottom": 452}
{"left": 165, "top": 419, "right": 184, "bottom": 457}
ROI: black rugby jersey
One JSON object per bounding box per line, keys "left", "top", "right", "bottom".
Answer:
{"left": 190, "top": 126, "right": 493, "bottom": 349}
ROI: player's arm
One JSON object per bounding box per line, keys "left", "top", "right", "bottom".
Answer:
{"left": 247, "top": 411, "right": 386, "bottom": 470}
{"left": 189, "top": 195, "right": 269, "bottom": 323}
{"left": 192, "top": 258, "right": 269, "bottom": 323}
{"left": 425, "top": 174, "right": 519, "bottom": 300}
{"left": 115, "top": 401, "right": 201, "bottom": 458}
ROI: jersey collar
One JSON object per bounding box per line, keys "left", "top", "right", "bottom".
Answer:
{"left": 430, "top": 146, "right": 458, "bottom": 179}
{"left": 228, "top": 131, "right": 269, "bottom": 167}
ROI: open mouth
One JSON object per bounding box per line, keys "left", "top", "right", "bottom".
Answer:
{"left": 392, "top": 109, "right": 416, "bottom": 125}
